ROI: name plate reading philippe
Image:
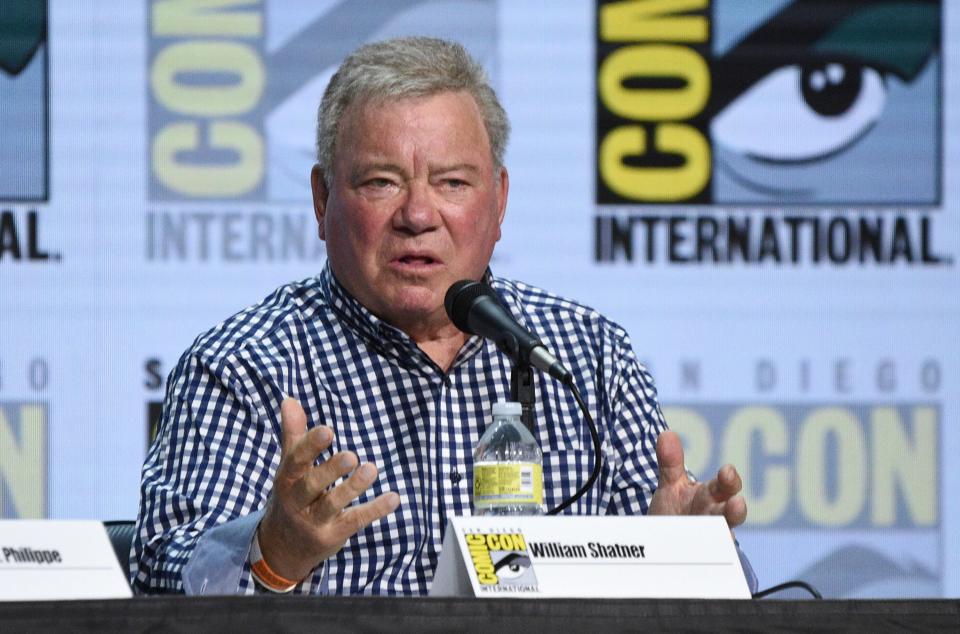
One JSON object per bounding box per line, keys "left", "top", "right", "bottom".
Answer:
{"left": 0, "top": 520, "right": 133, "bottom": 600}
{"left": 431, "top": 516, "right": 750, "bottom": 599}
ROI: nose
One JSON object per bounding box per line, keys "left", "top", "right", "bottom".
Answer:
{"left": 393, "top": 180, "right": 440, "bottom": 235}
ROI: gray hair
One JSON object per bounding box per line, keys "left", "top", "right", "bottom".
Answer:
{"left": 316, "top": 37, "right": 509, "bottom": 181}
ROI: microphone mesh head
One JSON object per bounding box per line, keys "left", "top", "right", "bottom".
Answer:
{"left": 444, "top": 280, "right": 496, "bottom": 334}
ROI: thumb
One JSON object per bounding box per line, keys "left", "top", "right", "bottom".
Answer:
{"left": 279, "top": 397, "right": 308, "bottom": 459}
{"left": 655, "top": 430, "right": 688, "bottom": 486}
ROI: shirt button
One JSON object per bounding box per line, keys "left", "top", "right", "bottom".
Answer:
{"left": 449, "top": 470, "right": 462, "bottom": 485}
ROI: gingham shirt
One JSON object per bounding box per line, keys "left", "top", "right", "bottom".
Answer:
{"left": 132, "top": 263, "right": 668, "bottom": 595}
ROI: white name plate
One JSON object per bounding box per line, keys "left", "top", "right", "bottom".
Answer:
{"left": 0, "top": 520, "right": 132, "bottom": 601}
{"left": 431, "top": 516, "right": 750, "bottom": 599}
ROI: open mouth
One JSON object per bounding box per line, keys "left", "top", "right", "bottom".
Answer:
{"left": 396, "top": 255, "right": 437, "bottom": 266}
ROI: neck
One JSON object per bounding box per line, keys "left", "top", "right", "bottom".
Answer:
{"left": 410, "top": 324, "right": 469, "bottom": 372}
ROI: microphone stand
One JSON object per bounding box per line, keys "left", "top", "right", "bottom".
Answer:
{"left": 510, "top": 361, "right": 536, "bottom": 434}
{"left": 508, "top": 359, "right": 602, "bottom": 515}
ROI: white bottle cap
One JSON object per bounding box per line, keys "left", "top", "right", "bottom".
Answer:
{"left": 491, "top": 401, "right": 522, "bottom": 416}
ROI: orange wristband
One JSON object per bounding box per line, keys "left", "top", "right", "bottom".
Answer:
{"left": 250, "top": 528, "right": 299, "bottom": 593}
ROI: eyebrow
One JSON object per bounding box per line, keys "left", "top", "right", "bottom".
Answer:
{"left": 430, "top": 163, "right": 481, "bottom": 176}
{"left": 349, "top": 163, "right": 483, "bottom": 184}
{"left": 349, "top": 162, "right": 405, "bottom": 182}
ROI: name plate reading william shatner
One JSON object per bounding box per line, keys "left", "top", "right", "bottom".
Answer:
{"left": 431, "top": 516, "right": 750, "bottom": 599}
{"left": 0, "top": 520, "right": 132, "bottom": 601}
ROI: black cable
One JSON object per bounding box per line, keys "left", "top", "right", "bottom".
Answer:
{"left": 752, "top": 580, "right": 822, "bottom": 600}
{"left": 543, "top": 374, "right": 822, "bottom": 602}
{"left": 547, "top": 378, "right": 602, "bottom": 515}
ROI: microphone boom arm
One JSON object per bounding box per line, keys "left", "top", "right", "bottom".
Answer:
{"left": 510, "top": 362, "right": 536, "bottom": 434}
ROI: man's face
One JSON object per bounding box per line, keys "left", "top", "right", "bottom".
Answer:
{"left": 312, "top": 90, "right": 508, "bottom": 336}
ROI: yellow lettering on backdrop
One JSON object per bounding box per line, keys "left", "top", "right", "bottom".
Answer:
{"left": 599, "top": 45, "right": 709, "bottom": 120}
{"left": 0, "top": 405, "right": 45, "bottom": 518}
{"left": 797, "top": 408, "right": 865, "bottom": 526}
{"left": 723, "top": 406, "right": 789, "bottom": 526}
{"left": 153, "top": 122, "right": 263, "bottom": 196}
{"left": 600, "top": 0, "right": 708, "bottom": 42}
{"left": 151, "top": 42, "right": 264, "bottom": 116}
{"left": 153, "top": 0, "right": 262, "bottom": 37}
{"left": 599, "top": 124, "right": 709, "bottom": 201}
{"left": 871, "top": 406, "right": 936, "bottom": 526}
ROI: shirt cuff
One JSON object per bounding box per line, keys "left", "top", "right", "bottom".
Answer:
{"left": 182, "top": 509, "right": 264, "bottom": 595}
{"left": 735, "top": 540, "right": 759, "bottom": 595}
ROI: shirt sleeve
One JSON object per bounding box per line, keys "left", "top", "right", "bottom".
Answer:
{"left": 182, "top": 508, "right": 262, "bottom": 595}
{"left": 736, "top": 542, "right": 759, "bottom": 594}
{"left": 602, "top": 330, "right": 669, "bottom": 516}
{"left": 131, "top": 352, "right": 279, "bottom": 594}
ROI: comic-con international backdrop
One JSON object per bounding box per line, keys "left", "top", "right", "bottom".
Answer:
{"left": 0, "top": 0, "right": 956, "bottom": 598}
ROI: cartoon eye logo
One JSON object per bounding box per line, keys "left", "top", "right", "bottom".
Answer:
{"left": 493, "top": 552, "right": 531, "bottom": 580}
{"left": 711, "top": 61, "right": 886, "bottom": 164}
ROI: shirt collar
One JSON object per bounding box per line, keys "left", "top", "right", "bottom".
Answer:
{"left": 319, "top": 262, "right": 402, "bottom": 346}
{"left": 318, "top": 261, "right": 497, "bottom": 371}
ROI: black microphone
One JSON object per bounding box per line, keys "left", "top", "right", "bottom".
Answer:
{"left": 447, "top": 280, "right": 603, "bottom": 516}
{"left": 444, "top": 280, "right": 572, "bottom": 383}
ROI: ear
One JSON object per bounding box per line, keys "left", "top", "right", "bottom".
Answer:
{"left": 494, "top": 166, "right": 509, "bottom": 240}
{"left": 311, "top": 164, "right": 329, "bottom": 241}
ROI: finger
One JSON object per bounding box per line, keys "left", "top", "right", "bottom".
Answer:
{"left": 314, "top": 462, "right": 379, "bottom": 522}
{"left": 688, "top": 480, "right": 724, "bottom": 516}
{"left": 290, "top": 450, "right": 358, "bottom": 508}
{"left": 282, "top": 424, "right": 334, "bottom": 481}
{"left": 723, "top": 495, "right": 748, "bottom": 529}
{"left": 706, "top": 464, "right": 743, "bottom": 502}
{"left": 330, "top": 492, "right": 401, "bottom": 542}
{"left": 279, "top": 398, "right": 308, "bottom": 459}
{"left": 655, "top": 431, "right": 688, "bottom": 486}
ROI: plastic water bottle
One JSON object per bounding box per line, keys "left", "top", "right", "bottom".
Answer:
{"left": 472, "top": 401, "right": 544, "bottom": 516}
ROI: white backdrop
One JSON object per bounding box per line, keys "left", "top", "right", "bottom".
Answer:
{"left": 0, "top": 0, "right": 956, "bottom": 598}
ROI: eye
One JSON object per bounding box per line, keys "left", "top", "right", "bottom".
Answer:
{"left": 442, "top": 178, "right": 470, "bottom": 191}
{"left": 493, "top": 553, "right": 530, "bottom": 579}
{"left": 358, "top": 177, "right": 399, "bottom": 197}
{"left": 711, "top": 62, "right": 886, "bottom": 163}
{"left": 495, "top": 561, "right": 527, "bottom": 580}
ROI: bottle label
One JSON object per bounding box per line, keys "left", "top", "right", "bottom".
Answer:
{"left": 473, "top": 463, "right": 543, "bottom": 507}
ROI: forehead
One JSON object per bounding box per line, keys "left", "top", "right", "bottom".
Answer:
{"left": 335, "top": 91, "right": 492, "bottom": 165}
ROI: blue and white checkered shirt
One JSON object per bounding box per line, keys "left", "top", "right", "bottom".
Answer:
{"left": 133, "top": 263, "right": 669, "bottom": 595}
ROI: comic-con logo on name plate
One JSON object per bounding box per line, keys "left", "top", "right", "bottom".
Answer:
{"left": 464, "top": 531, "right": 539, "bottom": 593}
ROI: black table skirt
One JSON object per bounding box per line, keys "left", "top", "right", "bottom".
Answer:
{"left": 1, "top": 596, "right": 958, "bottom": 632}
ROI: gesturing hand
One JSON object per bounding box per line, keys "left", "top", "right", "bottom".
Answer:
{"left": 648, "top": 431, "right": 747, "bottom": 530}
{"left": 257, "top": 398, "right": 400, "bottom": 582}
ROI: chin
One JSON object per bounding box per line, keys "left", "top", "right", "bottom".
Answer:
{"left": 386, "top": 285, "right": 444, "bottom": 319}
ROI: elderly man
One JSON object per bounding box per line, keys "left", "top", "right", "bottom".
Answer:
{"left": 133, "top": 37, "right": 752, "bottom": 595}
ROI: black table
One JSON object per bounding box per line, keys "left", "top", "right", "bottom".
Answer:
{"left": 1, "top": 596, "right": 958, "bottom": 632}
